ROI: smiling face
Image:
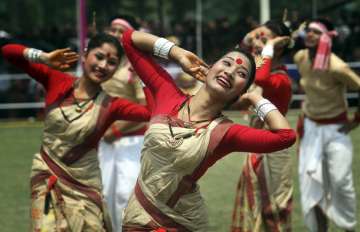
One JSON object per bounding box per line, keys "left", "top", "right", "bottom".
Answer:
{"left": 247, "top": 26, "right": 276, "bottom": 56}
{"left": 82, "top": 43, "right": 120, "bottom": 84}
{"left": 205, "top": 51, "right": 253, "bottom": 101}
{"left": 109, "top": 23, "right": 128, "bottom": 40}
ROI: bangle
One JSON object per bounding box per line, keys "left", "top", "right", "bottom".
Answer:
{"left": 153, "top": 38, "right": 175, "bottom": 59}
{"left": 111, "top": 125, "right": 122, "bottom": 138}
{"left": 255, "top": 98, "right": 278, "bottom": 121}
{"left": 261, "top": 44, "right": 274, "bottom": 58}
{"left": 25, "top": 48, "right": 43, "bottom": 63}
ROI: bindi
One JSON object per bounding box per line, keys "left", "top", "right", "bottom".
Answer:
{"left": 236, "top": 58, "right": 243, "bottom": 65}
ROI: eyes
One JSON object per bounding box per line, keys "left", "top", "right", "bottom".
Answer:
{"left": 222, "top": 60, "right": 248, "bottom": 79}
{"left": 95, "top": 52, "right": 119, "bottom": 66}
{"left": 110, "top": 27, "right": 124, "bottom": 35}
{"left": 305, "top": 28, "right": 322, "bottom": 36}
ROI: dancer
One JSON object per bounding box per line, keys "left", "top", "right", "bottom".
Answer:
{"left": 120, "top": 29, "right": 296, "bottom": 231}
{"left": 99, "top": 15, "right": 147, "bottom": 232}
{"left": 231, "top": 20, "right": 293, "bottom": 232}
{"left": 294, "top": 18, "right": 360, "bottom": 232}
{"left": 2, "top": 33, "right": 150, "bottom": 231}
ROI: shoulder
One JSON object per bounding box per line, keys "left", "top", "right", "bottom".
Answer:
{"left": 293, "top": 49, "right": 307, "bottom": 64}
{"left": 330, "top": 53, "right": 349, "bottom": 72}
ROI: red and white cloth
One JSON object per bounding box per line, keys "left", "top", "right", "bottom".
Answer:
{"left": 309, "top": 22, "right": 338, "bottom": 71}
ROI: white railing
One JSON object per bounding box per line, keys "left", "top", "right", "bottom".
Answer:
{"left": 0, "top": 61, "right": 359, "bottom": 110}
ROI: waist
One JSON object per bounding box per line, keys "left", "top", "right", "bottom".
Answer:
{"left": 305, "top": 111, "right": 348, "bottom": 124}
{"left": 124, "top": 125, "right": 147, "bottom": 136}
{"left": 31, "top": 148, "right": 103, "bottom": 210}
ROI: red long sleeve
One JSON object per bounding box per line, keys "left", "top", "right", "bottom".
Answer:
{"left": 255, "top": 58, "right": 273, "bottom": 88}
{"left": 109, "top": 97, "right": 151, "bottom": 122}
{"left": 254, "top": 58, "right": 292, "bottom": 115}
{"left": 217, "top": 125, "right": 296, "bottom": 154}
{"left": 204, "top": 125, "right": 296, "bottom": 169}
{"left": 2, "top": 44, "right": 75, "bottom": 106}
{"left": 121, "top": 30, "right": 186, "bottom": 115}
{"left": 189, "top": 124, "right": 296, "bottom": 181}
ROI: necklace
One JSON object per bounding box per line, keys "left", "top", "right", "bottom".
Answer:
{"left": 59, "top": 81, "right": 100, "bottom": 123}
{"left": 184, "top": 97, "right": 219, "bottom": 127}
{"left": 71, "top": 91, "right": 96, "bottom": 113}
{"left": 166, "top": 97, "right": 220, "bottom": 149}
{"left": 166, "top": 118, "right": 196, "bottom": 149}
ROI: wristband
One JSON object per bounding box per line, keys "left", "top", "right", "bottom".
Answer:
{"left": 261, "top": 44, "right": 274, "bottom": 58}
{"left": 153, "top": 38, "right": 175, "bottom": 59}
{"left": 25, "top": 48, "right": 43, "bottom": 63}
{"left": 255, "top": 98, "right": 278, "bottom": 121}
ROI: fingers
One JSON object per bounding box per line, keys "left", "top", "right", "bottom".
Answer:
{"left": 57, "top": 47, "right": 72, "bottom": 53}
{"left": 190, "top": 66, "right": 207, "bottom": 81}
{"left": 188, "top": 66, "right": 206, "bottom": 82}
{"left": 64, "top": 51, "right": 79, "bottom": 57}
{"left": 59, "top": 64, "right": 70, "bottom": 70}
{"left": 196, "top": 58, "right": 209, "bottom": 68}
{"left": 194, "top": 72, "right": 206, "bottom": 82}
{"left": 66, "top": 57, "right": 79, "bottom": 64}
{"left": 57, "top": 48, "right": 79, "bottom": 59}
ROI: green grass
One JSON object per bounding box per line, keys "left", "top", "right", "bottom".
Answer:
{"left": 0, "top": 111, "right": 359, "bottom": 231}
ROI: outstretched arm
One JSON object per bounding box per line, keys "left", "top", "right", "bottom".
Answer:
{"left": 2, "top": 44, "right": 78, "bottom": 90}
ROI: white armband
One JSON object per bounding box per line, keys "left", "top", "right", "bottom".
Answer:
{"left": 261, "top": 44, "right": 274, "bottom": 58}
{"left": 255, "top": 98, "right": 278, "bottom": 121}
{"left": 25, "top": 48, "right": 43, "bottom": 63}
{"left": 153, "top": 38, "right": 175, "bottom": 59}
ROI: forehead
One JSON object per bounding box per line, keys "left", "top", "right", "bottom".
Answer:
{"left": 253, "top": 26, "right": 274, "bottom": 37}
{"left": 306, "top": 26, "right": 322, "bottom": 35}
{"left": 223, "top": 51, "right": 250, "bottom": 66}
{"left": 89, "top": 43, "right": 118, "bottom": 57}
{"left": 111, "top": 23, "right": 127, "bottom": 31}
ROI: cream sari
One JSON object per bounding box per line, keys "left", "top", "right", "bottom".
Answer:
{"left": 123, "top": 115, "right": 233, "bottom": 231}
{"left": 30, "top": 91, "right": 112, "bottom": 232}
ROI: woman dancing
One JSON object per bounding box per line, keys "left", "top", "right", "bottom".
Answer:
{"left": 119, "top": 29, "right": 296, "bottom": 231}
{"left": 2, "top": 33, "right": 150, "bottom": 231}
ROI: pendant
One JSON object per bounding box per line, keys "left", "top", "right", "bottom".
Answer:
{"left": 166, "top": 137, "right": 183, "bottom": 149}
{"left": 183, "top": 121, "right": 193, "bottom": 128}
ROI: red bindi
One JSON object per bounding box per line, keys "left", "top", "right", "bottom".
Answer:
{"left": 236, "top": 58, "right": 243, "bottom": 65}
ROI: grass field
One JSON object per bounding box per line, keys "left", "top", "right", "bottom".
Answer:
{"left": 0, "top": 110, "right": 359, "bottom": 231}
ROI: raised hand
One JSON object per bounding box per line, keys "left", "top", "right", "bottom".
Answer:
{"left": 41, "top": 48, "right": 79, "bottom": 70}
{"left": 266, "top": 36, "right": 291, "bottom": 49}
{"left": 170, "top": 46, "right": 209, "bottom": 82}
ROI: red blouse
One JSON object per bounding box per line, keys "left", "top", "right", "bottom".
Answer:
{"left": 122, "top": 29, "right": 296, "bottom": 175}
{"left": 1, "top": 44, "right": 151, "bottom": 127}
{"left": 255, "top": 58, "right": 292, "bottom": 115}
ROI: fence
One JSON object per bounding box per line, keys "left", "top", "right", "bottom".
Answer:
{"left": 0, "top": 62, "right": 359, "bottom": 118}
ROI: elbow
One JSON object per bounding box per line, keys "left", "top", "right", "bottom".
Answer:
{"left": 1, "top": 44, "right": 11, "bottom": 58}
{"left": 277, "top": 129, "right": 297, "bottom": 151}
{"left": 283, "top": 129, "right": 297, "bottom": 148}
{"left": 1, "top": 44, "right": 25, "bottom": 60}
{"left": 267, "top": 129, "right": 297, "bottom": 153}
